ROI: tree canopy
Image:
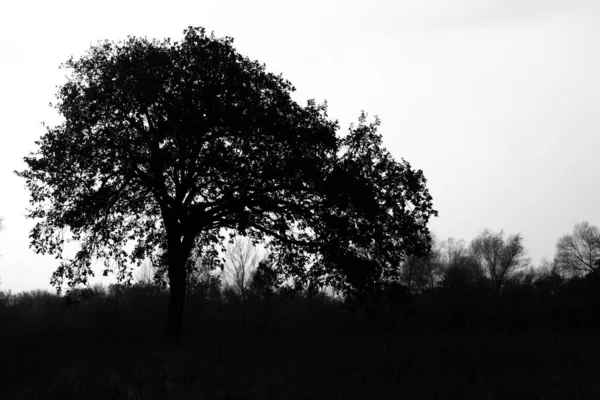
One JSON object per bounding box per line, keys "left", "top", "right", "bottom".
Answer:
{"left": 17, "top": 27, "right": 437, "bottom": 335}
{"left": 470, "top": 230, "right": 528, "bottom": 294}
{"left": 554, "top": 221, "right": 600, "bottom": 276}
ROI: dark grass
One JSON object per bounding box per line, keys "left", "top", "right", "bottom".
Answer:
{"left": 1, "top": 288, "right": 600, "bottom": 399}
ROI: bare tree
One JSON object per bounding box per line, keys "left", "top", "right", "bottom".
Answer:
{"left": 135, "top": 258, "right": 157, "bottom": 286}
{"left": 470, "top": 230, "right": 529, "bottom": 294}
{"left": 441, "top": 238, "right": 467, "bottom": 269}
{"left": 554, "top": 221, "right": 600, "bottom": 277}
{"left": 438, "top": 237, "right": 484, "bottom": 288}
{"left": 223, "top": 235, "right": 260, "bottom": 328}
{"left": 224, "top": 235, "right": 260, "bottom": 297}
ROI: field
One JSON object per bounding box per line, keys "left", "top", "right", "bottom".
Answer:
{"left": 1, "top": 287, "right": 599, "bottom": 399}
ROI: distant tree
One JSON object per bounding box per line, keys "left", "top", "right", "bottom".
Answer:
{"left": 17, "top": 27, "right": 436, "bottom": 337}
{"left": 224, "top": 235, "right": 259, "bottom": 298}
{"left": 134, "top": 258, "right": 157, "bottom": 286}
{"left": 470, "top": 230, "right": 529, "bottom": 294}
{"left": 223, "top": 235, "right": 260, "bottom": 328}
{"left": 186, "top": 252, "right": 222, "bottom": 301}
{"left": 250, "top": 257, "right": 279, "bottom": 297}
{"left": 439, "top": 238, "right": 484, "bottom": 288}
{"left": 532, "top": 258, "right": 563, "bottom": 296}
{"left": 401, "top": 237, "right": 444, "bottom": 293}
{"left": 442, "top": 253, "right": 483, "bottom": 289}
{"left": 554, "top": 221, "right": 600, "bottom": 277}
{"left": 441, "top": 238, "right": 467, "bottom": 269}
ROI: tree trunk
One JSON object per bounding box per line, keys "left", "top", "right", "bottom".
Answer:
{"left": 166, "top": 254, "right": 187, "bottom": 339}
{"left": 494, "top": 279, "right": 502, "bottom": 295}
{"left": 164, "top": 229, "right": 196, "bottom": 339}
{"left": 241, "top": 287, "right": 248, "bottom": 331}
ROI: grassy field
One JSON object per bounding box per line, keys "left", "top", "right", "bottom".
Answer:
{"left": 1, "top": 289, "right": 599, "bottom": 399}
{"left": 3, "top": 327, "right": 600, "bottom": 399}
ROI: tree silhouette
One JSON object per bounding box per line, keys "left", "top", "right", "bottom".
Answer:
{"left": 16, "top": 27, "right": 436, "bottom": 336}
{"left": 470, "top": 230, "right": 528, "bottom": 294}
{"left": 554, "top": 221, "right": 600, "bottom": 277}
{"left": 224, "top": 235, "right": 259, "bottom": 298}
{"left": 401, "top": 236, "right": 444, "bottom": 293}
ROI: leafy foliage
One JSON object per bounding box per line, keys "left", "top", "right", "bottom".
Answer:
{"left": 17, "top": 27, "right": 436, "bottom": 332}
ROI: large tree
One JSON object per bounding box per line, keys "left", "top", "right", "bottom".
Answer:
{"left": 17, "top": 27, "right": 436, "bottom": 336}
{"left": 554, "top": 221, "right": 600, "bottom": 277}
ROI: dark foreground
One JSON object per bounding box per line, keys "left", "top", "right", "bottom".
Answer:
{"left": 1, "top": 289, "right": 599, "bottom": 399}
{"left": 3, "top": 328, "right": 600, "bottom": 399}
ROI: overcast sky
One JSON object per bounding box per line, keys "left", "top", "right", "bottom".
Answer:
{"left": 1, "top": 0, "right": 599, "bottom": 292}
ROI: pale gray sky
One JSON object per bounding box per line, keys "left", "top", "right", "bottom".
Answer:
{"left": 1, "top": 0, "right": 599, "bottom": 292}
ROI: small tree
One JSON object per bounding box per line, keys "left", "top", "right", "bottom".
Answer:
{"left": 401, "top": 236, "right": 444, "bottom": 293}
{"left": 441, "top": 238, "right": 468, "bottom": 269}
{"left": 135, "top": 258, "right": 157, "bottom": 286}
{"left": 223, "top": 235, "right": 260, "bottom": 328}
{"left": 554, "top": 221, "right": 600, "bottom": 277}
{"left": 251, "top": 257, "right": 279, "bottom": 299}
{"left": 249, "top": 257, "right": 279, "bottom": 330}
{"left": 224, "top": 235, "right": 259, "bottom": 298}
{"left": 187, "top": 262, "right": 222, "bottom": 301}
{"left": 470, "top": 230, "right": 529, "bottom": 294}
{"left": 439, "top": 237, "right": 484, "bottom": 289}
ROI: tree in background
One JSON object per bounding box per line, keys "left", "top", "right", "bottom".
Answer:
{"left": 249, "top": 257, "right": 280, "bottom": 330}
{"left": 442, "top": 238, "right": 467, "bottom": 269}
{"left": 470, "top": 230, "right": 529, "bottom": 294}
{"left": 401, "top": 236, "right": 444, "bottom": 293}
{"left": 554, "top": 221, "right": 600, "bottom": 277}
{"left": 223, "top": 235, "right": 259, "bottom": 300}
{"left": 438, "top": 238, "right": 483, "bottom": 288}
{"left": 223, "top": 235, "right": 260, "bottom": 328}
{"left": 17, "top": 27, "right": 436, "bottom": 336}
{"left": 186, "top": 248, "right": 222, "bottom": 301}
{"left": 135, "top": 258, "right": 158, "bottom": 286}
{"left": 250, "top": 257, "right": 279, "bottom": 299}
{"left": 531, "top": 257, "right": 564, "bottom": 296}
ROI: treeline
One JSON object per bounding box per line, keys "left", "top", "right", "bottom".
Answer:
{"left": 1, "top": 222, "right": 599, "bottom": 337}
{"left": 375, "top": 221, "right": 600, "bottom": 332}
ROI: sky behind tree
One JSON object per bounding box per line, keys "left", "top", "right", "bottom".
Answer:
{"left": 1, "top": 0, "right": 598, "bottom": 292}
